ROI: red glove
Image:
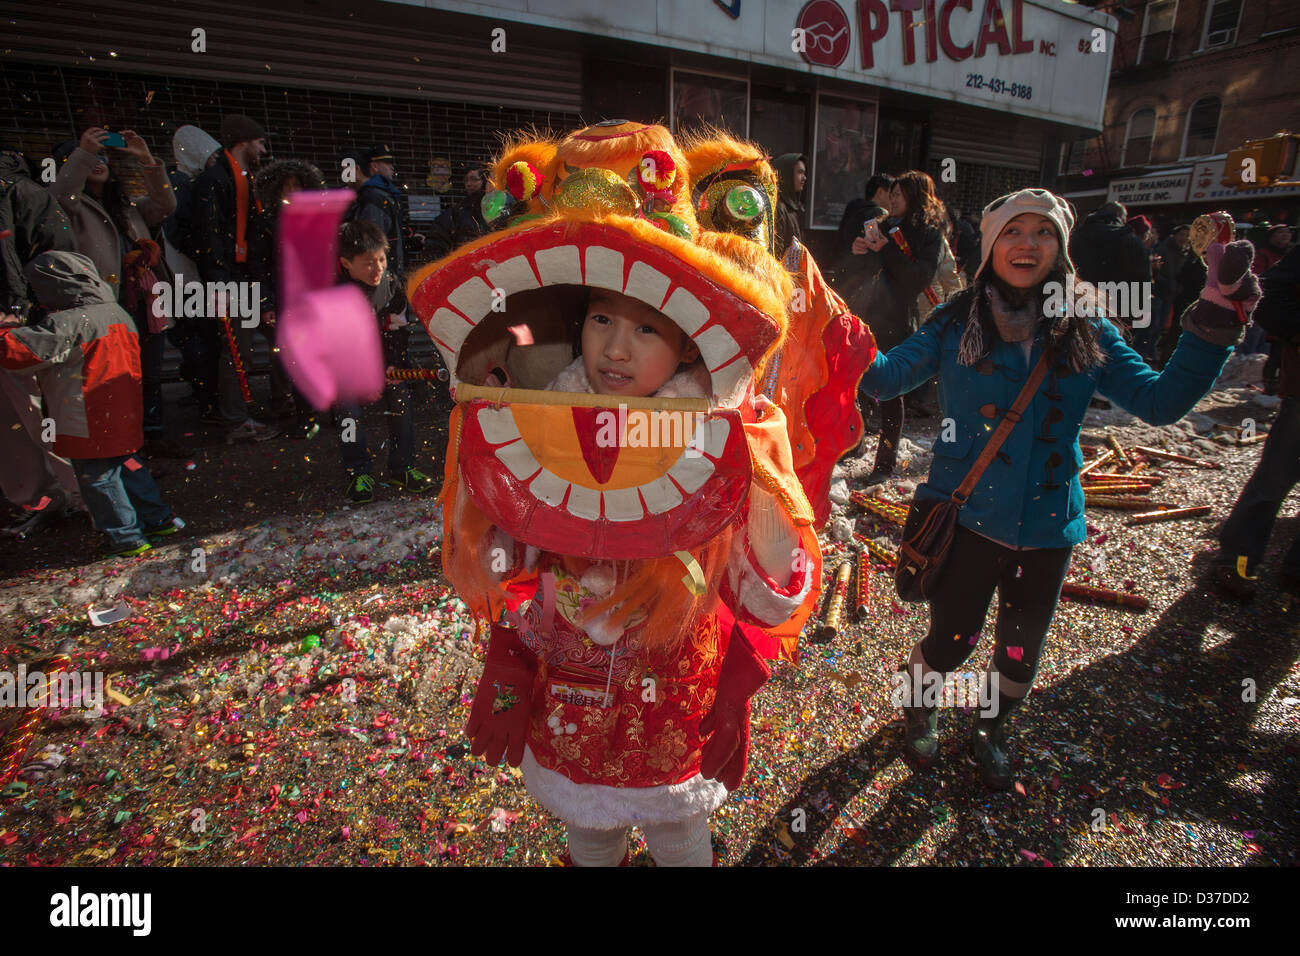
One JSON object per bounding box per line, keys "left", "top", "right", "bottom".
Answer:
{"left": 466, "top": 624, "right": 538, "bottom": 767}
{"left": 699, "top": 623, "right": 770, "bottom": 790}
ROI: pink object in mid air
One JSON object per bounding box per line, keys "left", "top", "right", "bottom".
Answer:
{"left": 276, "top": 189, "right": 384, "bottom": 410}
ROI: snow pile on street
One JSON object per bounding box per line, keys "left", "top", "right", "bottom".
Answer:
{"left": 2, "top": 498, "right": 445, "bottom": 617}
{"left": 1213, "top": 352, "right": 1267, "bottom": 389}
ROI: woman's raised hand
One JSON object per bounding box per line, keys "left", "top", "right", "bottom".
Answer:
{"left": 78, "top": 127, "right": 109, "bottom": 154}
{"left": 119, "top": 130, "right": 155, "bottom": 165}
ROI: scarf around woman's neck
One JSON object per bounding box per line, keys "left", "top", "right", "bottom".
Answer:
{"left": 956, "top": 274, "right": 1105, "bottom": 375}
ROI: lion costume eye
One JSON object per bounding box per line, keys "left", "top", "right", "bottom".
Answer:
{"left": 722, "top": 184, "right": 763, "bottom": 225}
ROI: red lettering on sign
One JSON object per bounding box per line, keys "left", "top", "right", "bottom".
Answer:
{"left": 975, "top": 0, "right": 1012, "bottom": 58}
{"left": 939, "top": 0, "right": 973, "bottom": 62}
{"left": 1039, "top": 39, "right": 1055, "bottom": 56}
{"left": 856, "top": 0, "right": 890, "bottom": 69}
{"left": 900, "top": 6, "right": 918, "bottom": 64}
{"left": 924, "top": 0, "right": 940, "bottom": 62}
{"left": 1012, "top": 0, "right": 1034, "bottom": 54}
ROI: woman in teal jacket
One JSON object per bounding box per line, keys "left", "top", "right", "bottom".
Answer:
{"left": 861, "top": 188, "right": 1242, "bottom": 789}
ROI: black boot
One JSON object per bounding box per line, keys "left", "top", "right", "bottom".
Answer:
{"left": 902, "top": 703, "right": 940, "bottom": 769}
{"left": 970, "top": 693, "right": 1024, "bottom": 790}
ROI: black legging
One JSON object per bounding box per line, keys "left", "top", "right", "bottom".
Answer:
{"left": 918, "top": 525, "right": 1072, "bottom": 694}
{"left": 875, "top": 396, "right": 904, "bottom": 473}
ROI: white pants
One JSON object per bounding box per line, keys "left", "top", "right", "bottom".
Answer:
{"left": 566, "top": 813, "right": 714, "bottom": 867}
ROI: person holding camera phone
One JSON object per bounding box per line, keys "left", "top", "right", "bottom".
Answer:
{"left": 859, "top": 188, "right": 1241, "bottom": 789}
{"left": 50, "top": 126, "right": 181, "bottom": 460}
{"left": 848, "top": 170, "right": 944, "bottom": 484}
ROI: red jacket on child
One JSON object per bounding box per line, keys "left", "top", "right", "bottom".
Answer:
{"left": 0, "top": 252, "right": 142, "bottom": 459}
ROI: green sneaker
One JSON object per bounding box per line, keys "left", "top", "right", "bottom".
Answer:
{"left": 347, "top": 473, "right": 376, "bottom": 504}
{"left": 102, "top": 539, "right": 153, "bottom": 558}
{"left": 388, "top": 467, "right": 435, "bottom": 493}
{"left": 145, "top": 515, "right": 184, "bottom": 539}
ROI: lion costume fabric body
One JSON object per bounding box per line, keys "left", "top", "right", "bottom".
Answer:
{"left": 407, "top": 121, "right": 823, "bottom": 835}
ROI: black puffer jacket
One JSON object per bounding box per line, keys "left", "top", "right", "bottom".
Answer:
{"left": 426, "top": 192, "right": 488, "bottom": 261}
{"left": 1, "top": 151, "right": 75, "bottom": 317}
{"left": 841, "top": 215, "right": 942, "bottom": 352}
{"left": 1069, "top": 210, "right": 1151, "bottom": 289}
{"left": 1252, "top": 245, "right": 1300, "bottom": 400}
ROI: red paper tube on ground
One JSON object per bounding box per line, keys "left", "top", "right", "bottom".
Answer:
{"left": 1086, "top": 472, "right": 1164, "bottom": 485}
{"left": 1086, "top": 495, "right": 1173, "bottom": 510}
{"left": 220, "top": 316, "right": 252, "bottom": 403}
{"left": 1081, "top": 483, "right": 1153, "bottom": 495}
{"left": 1132, "top": 446, "right": 1222, "bottom": 470}
{"left": 1105, "top": 435, "right": 1132, "bottom": 469}
{"left": 1079, "top": 449, "right": 1115, "bottom": 477}
{"left": 853, "top": 533, "right": 898, "bottom": 569}
{"left": 851, "top": 492, "right": 908, "bottom": 525}
{"left": 854, "top": 548, "right": 871, "bottom": 620}
{"left": 1060, "top": 582, "right": 1149, "bottom": 611}
{"left": 1126, "top": 505, "right": 1213, "bottom": 525}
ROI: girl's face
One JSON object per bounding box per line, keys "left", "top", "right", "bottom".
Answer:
{"left": 992, "top": 213, "right": 1060, "bottom": 289}
{"left": 86, "top": 156, "right": 110, "bottom": 187}
{"left": 581, "top": 290, "right": 699, "bottom": 396}
{"left": 888, "top": 183, "right": 908, "bottom": 218}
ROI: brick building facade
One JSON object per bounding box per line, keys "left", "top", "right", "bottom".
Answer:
{"left": 1060, "top": 0, "right": 1300, "bottom": 230}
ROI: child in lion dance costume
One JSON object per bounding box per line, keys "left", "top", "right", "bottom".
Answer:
{"left": 406, "top": 121, "right": 828, "bottom": 866}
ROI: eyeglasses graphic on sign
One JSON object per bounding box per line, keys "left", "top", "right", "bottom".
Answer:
{"left": 806, "top": 20, "right": 849, "bottom": 54}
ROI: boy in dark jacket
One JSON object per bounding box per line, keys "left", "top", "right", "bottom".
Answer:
{"left": 0, "top": 252, "right": 177, "bottom": 556}
{"left": 335, "top": 221, "right": 433, "bottom": 503}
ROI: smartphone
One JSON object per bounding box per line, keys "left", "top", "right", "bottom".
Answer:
{"left": 101, "top": 131, "right": 126, "bottom": 148}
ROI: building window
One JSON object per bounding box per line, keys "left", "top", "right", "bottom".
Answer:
{"left": 1122, "top": 108, "right": 1156, "bottom": 167}
{"left": 671, "top": 69, "right": 748, "bottom": 138}
{"left": 1138, "top": 0, "right": 1177, "bottom": 65}
{"left": 1201, "top": 0, "right": 1243, "bottom": 49}
{"left": 810, "top": 94, "right": 877, "bottom": 230}
{"left": 1183, "top": 96, "right": 1222, "bottom": 157}
{"left": 1059, "top": 139, "right": 1090, "bottom": 175}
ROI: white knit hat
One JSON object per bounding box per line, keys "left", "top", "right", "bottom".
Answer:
{"left": 974, "top": 187, "right": 1076, "bottom": 280}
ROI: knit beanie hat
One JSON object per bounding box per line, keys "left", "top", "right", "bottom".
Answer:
{"left": 220, "top": 114, "right": 267, "bottom": 149}
{"left": 173, "top": 125, "right": 221, "bottom": 177}
{"left": 972, "top": 187, "right": 1076, "bottom": 281}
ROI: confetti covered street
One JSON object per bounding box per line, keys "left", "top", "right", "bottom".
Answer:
{"left": 1, "top": 375, "right": 1295, "bottom": 868}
